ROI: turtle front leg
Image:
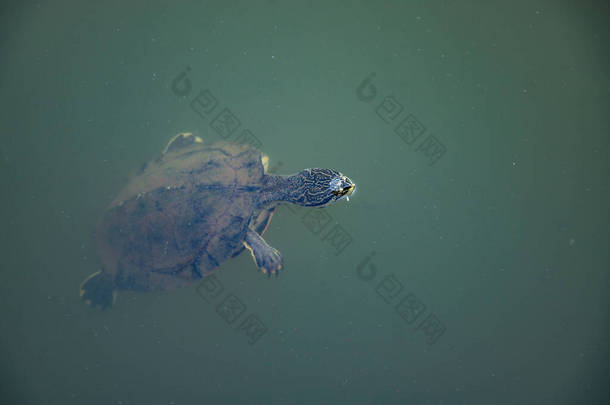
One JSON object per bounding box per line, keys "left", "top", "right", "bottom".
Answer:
{"left": 243, "top": 228, "right": 283, "bottom": 276}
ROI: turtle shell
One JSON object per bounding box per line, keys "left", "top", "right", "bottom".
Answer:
{"left": 95, "top": 135, "right": 265, "bottom": 291}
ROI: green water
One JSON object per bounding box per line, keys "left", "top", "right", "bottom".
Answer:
{"left": 1, "top": 1, "right": 608, "bottom": 404}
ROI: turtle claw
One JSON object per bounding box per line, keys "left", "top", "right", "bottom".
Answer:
{"left": 261, "top": 256, "right": 282, "bottom": 278}
{"left": 261, "top": 262, "right": 282, "bottom": 278}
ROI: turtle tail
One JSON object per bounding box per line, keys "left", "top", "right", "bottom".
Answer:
{"left": 80, "top": 271, "right": 116, "bottom": 309}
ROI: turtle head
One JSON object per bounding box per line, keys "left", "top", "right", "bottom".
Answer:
{"left": 296, "top": 168, "right": 356, "bottom": 207}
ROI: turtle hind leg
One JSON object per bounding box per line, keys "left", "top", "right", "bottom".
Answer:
{"left": 80, "top": 271, "right": 116, "bottom": 309}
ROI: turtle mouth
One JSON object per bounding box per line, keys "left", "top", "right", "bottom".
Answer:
{"left": 343, "top": 184, "right": 356, "bottom": 201}
{"left": 342, "top": 184, "right": 355, "bottom": 197}
{"left": 331, "top": 176, "right": 356, "bottom": 200}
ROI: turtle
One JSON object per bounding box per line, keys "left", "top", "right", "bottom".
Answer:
{"left": 80, "top": 132, "right": 356, "bottom": 308}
